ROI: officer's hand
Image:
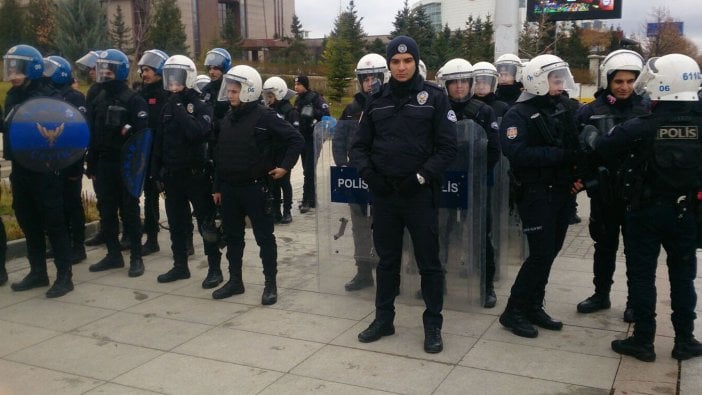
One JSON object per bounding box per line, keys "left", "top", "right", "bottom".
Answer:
{"left": 268, "top": 167, "right": 288, "bottom": 180}
{"left": 361, "top": 169, "right": 393, "bottom": 197}
{"left": 398, "top": 174, "right": 423, "bottom": 196}
{"left": 212, "top": 192, "right": 222, "bottom": 205}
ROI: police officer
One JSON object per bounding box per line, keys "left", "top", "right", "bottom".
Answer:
{"left": 494, "top": 54, "right": 523, "bottom": 106}
{"left": 294, "top": 74, "right": 329, "bottom": 213}
{"left": 44, "top": 55, "right": 88, "bottom": 265}
{"left": 86, "top": 49, "right": 148, "bottom": 277}
{"left": 333, "top": 53, "right": 387, "bottom": 292}
{"left": 211, "top": 65, "right": 304, "bottom": 304}
{"left": 200, "top": 48, "right": 232, "bottom": 120}
{"left": 472, "top": 61, "right": 510, "bottom": 119}
{"left": 137, "top": 49, "right": 170, "bottom": 256}
{"left": 350, "top": 36, "right": 457, "bottom": 353}
{"left": 439, "top": 57, "right": 501, "bottom": 308}
{"left": 582, "top": 53, "right": 702, "bottom": 362}
{"left": 575, "top": 50, "right": 648, "bottom": 322}
{"left": 151, "top": 55, "right": 224, "bottom": 288}
{"left": 262, "top": 76, "right": 301, "bottom": 224}
{"left": 2, "top": 44, "right": 74, "bottom": 297}
{"left": 498, "top": 54, "right": 582, "bottom": 338}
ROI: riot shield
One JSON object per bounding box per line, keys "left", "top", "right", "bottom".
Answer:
{"left": 7, "top": 97, "right": 89, "bottom": 173}
{"left": 121, "top": 128, "right": 154, "bottom": 198}
{"left": 400, "top": 119, "right": 487, "bottom": 310}
{"left": 315, "top": 119, "right": 377, "bottom": 298}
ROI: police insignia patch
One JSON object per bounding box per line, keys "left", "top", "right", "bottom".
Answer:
{"left": 137, "top": 111, "right": 147, "bottom": 118}
{"left": 398, "top": 44, "right": 408, "bottom": 53}
{"left": 506, "top": 126, "right": 518, "bottom": 139}
{"left": 417, "top": 91, "right": 429, "bottom": 105}
{"left": 491, "top": 121, "right": 499, "bottom": 130}
{"left": 187, "top": 103, "right": 194, "bottom": 113}
{"left": 447, "top": 110, "right": 457, "bottom": 122}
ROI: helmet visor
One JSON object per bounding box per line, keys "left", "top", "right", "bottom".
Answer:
{"left": 472, "top": 73, "right": 498, "bottom": 96}
{"left": 95, "top": 60, "right": 121, "bottom": 83}
{"left": 162, "top": 67, "right": 188, "bottom": 92}
{"left": 3, "top": 56, "right": 30, "bottom": 81}
{"left": 76, "top": 51, "right": 98, "bottom": 72}
{"left": 204, "top": 52, "right": 227, "bottom": 69}
{"left": 138, "top": 51, "right": 166, "bottom": 72}
{"left": 496, "top": 63, "right": 518, "bottom": 84}
{"left": 634, "top": 57, "right": 658, "bottom": 97}
{"left": 217, "top": 75, "right": 246, "bottom": 102}
{"left": 43, "top": 58, "right": 60, "bottom": 78}
{"left": 442, "top": 72, "right": 472, "bottom": 102}
{"left": 356, "top": 72, "right": 384, "bottom": 95}
{"left": 545, "top": 65, "right": 577, "bottom": 95}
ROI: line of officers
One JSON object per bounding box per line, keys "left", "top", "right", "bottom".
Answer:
{"left": 2, "top": 39, "right": 702, "bottom": 361}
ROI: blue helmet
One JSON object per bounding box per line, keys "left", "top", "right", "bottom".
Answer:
{"left": 43, "top": 56, "right": 73, "bottom": 85}
{"left": 137, "top": 49, "right": 169, "bottom": 76}
{"left": 95, "top": 49, "right": 130, "bottom": 82}
{"left": 204, "top": 48, "right": 232, "bottom": 72}
{"left": 3, "top": 44, "right": 44, "bottom": 81}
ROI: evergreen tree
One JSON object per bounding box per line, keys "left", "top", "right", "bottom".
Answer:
{"left": 408, "top": 5, "right": 435, "bottom": 67}
{"left": 148, "top": 0, "right": 188, "bottom": 55}
{"left": 390, "top": 0, "right": 411, "bottom": 38}
{"left": 366, "top": 37, "right": 386, "bottom": 55}
{"left": 0, "top": 0, "right": 27, "bottom": 55}
{"left": 110, "top": 4, "right": 133, "bottom": 54}
{"left": 324, "top": 1, "right": 366, "bottom": 101}
{"left": 330, "top": 0, "right": 366, "bottom": 64}
{"left": 557, "top": 22, "right": 587, "bottom": 68}
{"left": 432, "top": 25, "right": 456, "bottom": 67}
{"left": 24, "top": 0, "right": 56, "bottom": 54}
{"left": 218, "top": 7, "right": 243, "bottom": 59}
{"left": 54, "top": 0, "right": 109, "bottom": 63}
{"left": 272, "top": 14, "right": 308, "bottom": 66}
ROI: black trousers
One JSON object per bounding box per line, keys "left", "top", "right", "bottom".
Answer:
{"left": 219, "top": 181, "right": 277, "bottom": 277}
{"left": 62, "top": 174, "right": 85, "bottom": 248}
{"left": 589, "top": 196, "right": 628, "bottom": 297}
{"left": 143, "top": 178, "right": 161, "bottom": 236}
{"left": 163, "top": 170, "right": 220, "bottom": 262}
{"left": 300, "top": 136, "right": 315, "bottom": 206}
{"left": 272, "top": 172, "right": 293, "bottom": 214}
{"left": 95, "top": 160, "right": 141, "bottom": 258}
{"left": 372, "top": 188, "right": 444, "bottom": 329}
{"left": 11, "top": 166, "right": 71, "bottom": 275}
{"left": 509, "top": 184, "right": 573, "bottom": 308}
{"left": 624, "top": 200, "right": 697, "bottom": 343}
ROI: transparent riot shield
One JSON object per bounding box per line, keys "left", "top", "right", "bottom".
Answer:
{"left": 399, "top": 119, "right": 487, "bottom": 310}
{"left": 490, "top": 154, "right": 510, "bottom": 281}
{"left": 315, "top": 120, "right": 377, "bottom": 298}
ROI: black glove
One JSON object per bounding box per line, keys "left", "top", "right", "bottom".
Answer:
{"left": 397, "top": 173, "right": 423, "bottom": 196}
{"left": 579, "top": 125, "right": 599, "bottom": 153}
{"left": 361, "top": 169, "right": 393, "bottom": 197}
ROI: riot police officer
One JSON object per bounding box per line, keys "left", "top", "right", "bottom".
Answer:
{"left": 494, "top": 54, "right": 523, "bottom": 106}
{"left": 294, "top": 74, "right": 329, "bottom": 213}
{"left": 151, "top": 55, "right": 223, "bottom": 289}
{"left": 350, "top": 36, "right": 457, "bottom": 353}
{"left": 137, "top": 49, "right": 170, "bottom": 256}
{"left": 472, "top": 61, "right": 510, "bottom": 119}
{"left": 262, "top": 76, "right": 301, "bottom": 224}
{"left": 211, "top": 65, "right": 304, "bottom": 304}
{"left": 200, "top": 48, "right": 232, "bottom": 120}
{"left": 575, "top": 50, "right": 648, "bottom": 322}
{"left": 3, "top": 44, "right": 74, "bottom": 297}
{"left": 333, "top": 53, "right": 387, "bottom": 292}
{"left": 44, "top": 55, "right": 88, "bottom": 265}
{"left": 498, "top": 54, "right": 582, "bottom": 338}
{"left": 86, "top": 49, "right": 148, "bottom": 277}
{"left": 582, "top": 53, "right": 702, "bottom": 362}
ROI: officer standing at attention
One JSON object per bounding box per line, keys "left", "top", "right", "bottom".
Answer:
{"left": 86, "top": 49, "right": 148, "bottom": 277}
{"left": 575, "top": 50, "right": 648, "bottom": 322}
{"left": 471, "top": 61, "right": 510, "bottom": 119}
{"left": 2, "top": 45, "right": 74, "bottom": 297}
{"left": 350, "top": 36, "right": 457, "bottom": 353}
{"left": 200, "top": 48, "right": 232, "bottom": 120}
{"left": 498, "top": 54, "right": 582, "bottom": 338}
{"left": 137, "top": 49, "right": 170, "bottom": 256}
{"left": 211, "top": 65, "right": 304, "bottom": 304}
{"left": 43, "top": 55, "right": 88, "bottom": 265}
{"left": 262, "top": 76, "right": 301, "bottom": 224}
{"left": 333, "top": 53, "right": 387, "bottom": 292}
{"left": 494, "top": 54, "right": 523, "bottom": 106}
{"left": 294, "top": 74, "right": 329, "bottom": 213}
{"left": 582, "top": 53, "right": 702, "bottom": 362}
{"left": 151, "top": 55, "right": 223, "bottom": 289}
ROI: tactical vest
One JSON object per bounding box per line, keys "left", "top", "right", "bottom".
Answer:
{"left": 91, "top": 87, "right": 139, "bottom": 154}
{"left": 215, "top": 105, "right": 273, "bottom": 184}
{"left": 462, "top": 98, "right": 486, "bottom": 120}
{"left": 648, "top": 113, "right": 702, "bottom": 191}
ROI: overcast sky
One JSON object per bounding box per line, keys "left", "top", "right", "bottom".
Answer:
{"left": 295, "top": 0, "right": 702, "bottom": 52}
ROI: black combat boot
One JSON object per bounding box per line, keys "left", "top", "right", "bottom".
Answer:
{"left": 577, "top": 293, "right": 611, "bottom": 313}
{"left": 119, "top": 234, "right": 131, "bottom": 251}
{"left": 89, "top": 253, "right": 125, "bottom": 272}
{"left": 46, "top": 271, "right": 74, "bottom": 298}
{"left": 484, "top": 283, "right": 497, "bottom": 309}
{"left": 157, "top": 258, "right": 190, "bottom": 283}
{"left": 623, "top": 304, "right": 634, "bottom": 323}
{"left": 85, "top": 229, "right": 105, "bottom": 246}
{"left": 499, "top": 300, "right": 538, "bottom": 338}
{"left": 672, "top": 337, "right": 702, "bottom": 360}
{"left": 280, "top": 211, "right": 292, "bottom": 224}
{"left": 611, "top": 336, "right": 656, "bottom": 362}
{"left": 358, "top": 320, "right": 395, "bottom": 343}
{"left": 344, "top": 264, "right": 374, "bottom": 292}
{"left": 141, "top": 233, "right": 160, "bottom": 256}
{"left": 70, "top": 244, "right": 87, "bottom": 265}
{"left": 11, "top": 271, "right": 50, "bottom": 291}
{"left": 128, "top": 257, "right": 145, "bottom": 277}
{"left": 424, "top": 327, "right": 443, "bottom": 353}
{"left": 262, "top": 275, "right": 277, "bottom": 305}
{"left": 527, "top": 305, "right": 563, "bottom": 331}
{"left": 0, "top": 267, "right": 6, "bottom": 286}
{"left": 212, "top": 268, "right": 245, "bottom": 299}
{"left": 201, "top": 256, "right": 223, "bottom": 289}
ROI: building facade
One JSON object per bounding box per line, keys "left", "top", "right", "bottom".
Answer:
{"left": 412, "top": 0, "right": 526, "bottom": 31}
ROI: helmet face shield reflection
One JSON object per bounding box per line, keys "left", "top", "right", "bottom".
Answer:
{"left": 634, "top": 57, "right": 657, "bottom": 97}
{"left": 356, "top": 72, "right": 384, "bottom": 95}
{"left": 472, "top": 74, "right": 497, "bottom": 96}
{"left": 3, "top": 57, "right": 29, "bottom": 81}
{"left": 218, "top": 76, "right": 243, "bottom": 102}
{"left": 95, "top": 61, "right": 120, "bottom": 83}
{"left": 162, "top": 67, "right": 188, "bottom": 92}
{"left": 545, "top": 66, "right": 577, "bottom": 95}
{"left": 496, "top": 64, "right": 518, "bottom": 84}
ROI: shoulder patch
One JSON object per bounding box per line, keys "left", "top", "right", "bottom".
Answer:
{"left": 447, "top": 110, "right": 457, "bottom": 123}
{"left": 506, "top": 126, "right": 518, "bottom": 139}
{"left": 187, "top": 103, "right": 194, "bottom": 114}
{"left": 491, "top": 121, "right": 499, "bottom": 130}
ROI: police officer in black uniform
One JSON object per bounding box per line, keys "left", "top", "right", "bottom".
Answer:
{"left": 294, "top": 74, "right": 329, "bottom": 213}
{"left": 582, "top": 53, "right": 702, "bottom": 362}
{"left": 151, "top": 55, "right": 224, "bottom": 288}
{"left": 575, "top": 50, "right": 649, "bottom": 322}
{"left": 211, "top": 65, "right": 304, "bottom": 304}
{"left": 498, "top": 54, "right": 582, "bottom": 338}
{"left": 86, "top": 49, "right": 148, "bottom": 277}
{"left": 350, "top": 36, "right": 457, "bottom": 353}
{"left": 3, "top": 44, "right": 74, "bottom": 297}
{"left": 137, "top": 49, "right": 170, "bottom": 256}
{"left": 44, "top": 55, "right": 88, "bottom": 265}
{"left": 472, "top": 61, "right": 510, "bottom": 119}
{"left": 494, "top": 54, "right": 523, "bottom": 107}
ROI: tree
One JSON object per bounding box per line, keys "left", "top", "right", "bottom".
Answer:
{"left": 518, "top": 15, "right": 557, "bottom": 58}
{"left": 271, "top": 14, "right": 308, "bottom": 66}
{"left": 557, "top": 22, "right": 588, "bottom": 68}
{"left": 54, "top": 0, "right": 109, "bottom": 63}
{"left": 432, "top": 25, "right": 456, "bottom": 67}
{"left": 219, "top": 6, "right": 243, "bottom": 58}
{"left": 24, "top": 0, "right": 57, "bottom": 54}
{"left": 390, "top": 0, "right": 411, "bottom": 38}
{"left": 148, "top": 0, "right": 188, "bottom": 55}
{"left": 644, "top": 7, "right": 698, "bottom": 58}
{"left": 461, "top": 15, "right": 494, "bottom": 63}
{"left": 330, "top": 0, "right": 366, "bottom": 62}
{"left": 408, "top": 5, "right": 435, "bottom": 67}
{"left": 0, "top": 0, "right": 26, "bottom": 55}
{"left": 110, "top": 4, "right": 133, "bottom": 54}
{"left": 131, "top": 0, "right": 150, "bottom": 64}
{"left": 365, "top": 37, "right": 386, "bottom": 55}
{"left": 324, "top": 1, "right": 366, "bottom": 101}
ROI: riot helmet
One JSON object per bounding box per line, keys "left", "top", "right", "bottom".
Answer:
{"left": 204, "top": 48, "right": 232, "bottom": 72}
{"left": 3, "top": 44, "right": 44, "bottom": 81}
{"left": 418, "top": 59, "right": 427, "bottom": 80}
{"left": 262, "top": 76, "right": 294, "bottom": 106}
{"left": 519, "top": 54, "right": 577, "bottom": 99}
{"left": 634, "top": 54, "right": 701, "bottom": 101}
{"left": 95, "top": 49, "right": 130, "bottom": 82}
{"left": 76, "top": 50, "right": 100, "bottom": 73}
{"left": 218, "top": 64, "right": 262, "bottom": 104}
{"left": 162, "top": 55, "right": 197, "bottom": 92}
{"left": 440, "top": 58, "right": 473, "bottom": 102}
{"left": 43, "top": 56, "right": 73, "bottom": 85}
{"left": 472, "top": 61, "right": 498, "bottom": 97}
{"left": 355, "top": 53, "right": 388, "bottom": 95}
{"left": 138, "top": 49, "right": 169, "bottom": 76}
{"left": 495, "top": 53, "right": 521, "bottom": 85}
{"left": 599, "top": 49, "right": 644, "bottom": 90}
{"left": 194, "top": 74, "right": 211, "bottom": 94}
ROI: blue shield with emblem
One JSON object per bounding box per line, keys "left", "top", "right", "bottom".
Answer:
{"left": 7, "top": 97, "right": 89, "bottom": 173}
{"left": 121, "top": 128, "right": 154, "bottom": 198}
